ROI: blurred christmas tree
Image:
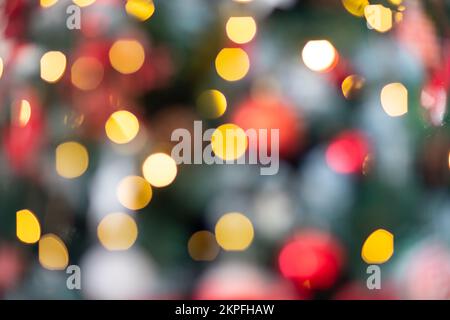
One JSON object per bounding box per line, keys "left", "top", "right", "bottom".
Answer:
{"left": 0, "top": 0, "right": 449, "bottom": 300}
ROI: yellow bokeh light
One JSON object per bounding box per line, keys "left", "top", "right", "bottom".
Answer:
{"left": 142, "top": 153, "right": 177, "bottom": 187}
{"left": 389, "top": 0, "right": 402, "bottom": 5}
{"left": 365, "top": 4, "right": 393, "bottom": 33}
{"left": 39, "top": 234, "right": 69, "bottom": 270}
{"left": 341, "top": 0, "right": 369, "bottom": 17}
{"left": 73, "top": 0, "right": 95, "bottom": 7}
{"left": 196, "top": 89, "right": 227, "bottom": 119}
{"left": 394, "top": 12, "right": 403, "bottom": 24}
{"left": 0, "top": 57, "right": 3, "bottom": 79}
{"left": 18, "top": 99, "right": 31, "bottom": 127}
{"left": 341, "top": 74, "right": 365, "bottom": 99}
{"left": 126, "top": 0, "right": 155, "bottom": 21}
{"left": 215, "top": 48, "right": 250, "bottom": 82}
{"left": 302, "top": 40, "right": 338, "bottom": 72}
{"left": 71, "top": 57, "right": 104, "bottom": 91}
{"left": 380, "top": 82, "right": 408, "bottom": 117}
{"left": 109, "top": 40, "right": 145, "bottom": 75}
{"left": 16, "top": 209, "right": 41, "bottom": 244}
{"left": 97, "top": 213, "right": 138, "bottom": 251}
{"left": 40, "top": 0, "right": 58, "bottom": 7}
{"left": 215, "top": 212, "right": 254, "bottom": 251}
{"left": 56, "top": 141, "right": 89, "bottom": 179}
{"left": 188, "top": 231, "right": 220, "bottom": 261}
{"left": 40, "top": 51, "right": 67, "bottom": 83}
{"left": 105, "top": 110, "right": 140, "bottom": 144}
{"left": 211, "top": 123, "right": 248, "bottom": 161}
{"left": 117, "top": 176, "right": 152, "bottom": 210}
{"left": 226, "top": 17, "right": 257, "bottom": 44}
{"left": 361, "top": 229, "right": 394, "bottom": 264}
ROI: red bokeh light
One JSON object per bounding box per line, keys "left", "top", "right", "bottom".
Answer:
{"left": 325, "top": 130, "right": 369, "bottom": 174}
{"left": 2, "top": 89, "right": 46, "bottom": 174}
{"left": 278, "top": 230, "right": 345, "bottom": 291}
{"left": 232, "top": 94, "right": 304, "bottom": 158}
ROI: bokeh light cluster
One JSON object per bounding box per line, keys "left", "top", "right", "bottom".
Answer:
{"left": 0, "top": 0, "right": 448, "bottom": 300}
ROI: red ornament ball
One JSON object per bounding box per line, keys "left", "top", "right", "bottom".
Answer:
{"left": 278, "top": 229, "right": 345, "bottom": 290}
{"left": 232, "top": 94, "right": 304, "bottom": 158}
{"left": 325, "top": 130, "right": 370, "bottom": 174}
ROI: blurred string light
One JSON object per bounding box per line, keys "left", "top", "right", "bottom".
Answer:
{"left": 55, "top": 141, "right": 89, "bottom": 179}
{"left": 125, "top": 0, "right": 155, "bottom": 22}
{"left": 40, "top": 51, "right": 66, "bottom": 83}
{"left": 301, "top": 40, "right": 338, "bottom": 73}
{"left": 364, "top": 4, "right": 393, "bottom": 33}
{"left": 341, "top": 0, "right": 369, "bottom": 17}
{"left": 109, "top": 39, "right": 145, "bottom": 75}
{"left": 71, "top": 57, "right": 104, "bottom": 91}
{"left": 187, "top": 231, "right": 220, "bottom": 261}
{"left": 38, "top": 234, "right": 69, "bottom": 270}
{"left": 211, "top": 124, "right": 248, "bottom": 161}
{"left": 16, "top": 209, "right": 41, "bottom": 244}
{"left": 40, "top": 0, "right": 58, "bottom": 8}
{"left": 215, "top": 212, "right": 254, "bottom": 251}
{"left": 116, "top": 175, "right": 152, "bottom": 210}
{"left": 361, "top": 229, "right": 394, "bottom": 264}
{"left": 278, "top": 230, "right": 345, "bottom": 290}
{"left": 380, "top": 82, "right": 408, "bottom": 117}
{"left": 341, "top": 74, "right": 365, "bottom": 99}
{"left": 15, "top": 99, "right": 32, "bottom": 127}
{"left": 97, "top": 212, "right": 138, "bottom": 251}
{"left": 0, "top": 57, "right": 3, "bottom": 79}
{"left": 105, "top": 110, "right": 140, "bottom": 144}
{"left": 142, "top": 153, "right": 177, "bottom": 187}
{"left": 196, "top": 89, "right": 227, "bottom": 119}
{"left": 325, "top": 131, "right": 369, "bottom": 174}
{"left": 72, "top": 0, "right": 96, "bottom": 7}
{"left": 226, "top": 17, "right": 257, "bottom": 44}
{"left": 215, "top": 48, "right": 250, "bottom": 81}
